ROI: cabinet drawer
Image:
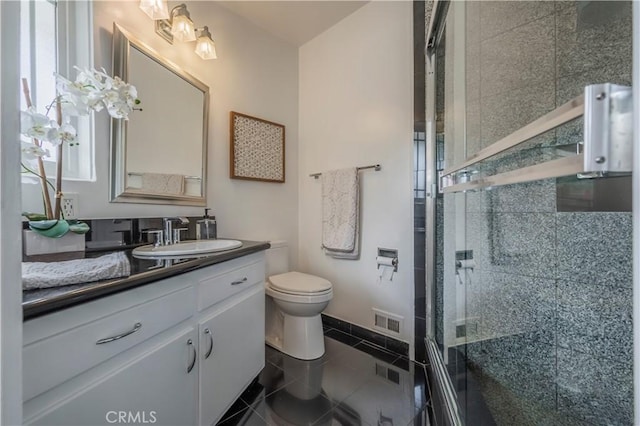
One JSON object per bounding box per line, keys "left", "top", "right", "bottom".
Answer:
{"left": 197, "top": 259, "right": 264, "bottom": 311}
{"left": 23, "top": 286, "right": 195, "bottom": 402}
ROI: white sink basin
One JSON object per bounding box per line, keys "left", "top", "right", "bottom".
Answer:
{"left": 132, "top": 239, "right": 243, "bottom": 258}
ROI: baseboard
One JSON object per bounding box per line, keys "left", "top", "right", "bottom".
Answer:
{"left": 321, "top": 314, "right": 409, "bottom": 357}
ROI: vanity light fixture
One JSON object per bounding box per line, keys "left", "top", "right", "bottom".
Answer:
{"left": 139, "top": 0, "right": 169, "bottom": 20}
{"left": 144, "top": 2, "right": 218, "bottom": 60}
{"left": 194, "top": 26, "right": 217, "bottom": 60}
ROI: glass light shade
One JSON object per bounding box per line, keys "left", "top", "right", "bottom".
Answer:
{"left": 139, "top": 0, "right": 169, "bottom": 20}
{"left": 171, "top": 14, "right": 196, "bottom": 42}
{"left": 195, "top": 34, "right": 217, "bottom": 60}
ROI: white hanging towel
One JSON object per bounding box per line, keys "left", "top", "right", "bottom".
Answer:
{"left": 321, "top": 167, "right": 360, "bottom": 260}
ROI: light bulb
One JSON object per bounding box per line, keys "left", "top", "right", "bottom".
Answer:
{"left": 171, "top": 14, "right": 196, "bottom": 42}
{"left": 195, "top": 27, "right": 217, "bottom": 60}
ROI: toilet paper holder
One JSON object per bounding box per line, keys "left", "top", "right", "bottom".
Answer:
{"left": 377, "top": 248, "right": 398, "bottom": 272}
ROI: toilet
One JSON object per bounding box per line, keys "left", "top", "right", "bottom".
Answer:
{"left": 265, "top": 241, "right": 333, "bottom": 360}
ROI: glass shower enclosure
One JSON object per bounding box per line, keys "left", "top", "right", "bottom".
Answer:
{"left": 425, "top": 2, "right": 634, "bottom": 425}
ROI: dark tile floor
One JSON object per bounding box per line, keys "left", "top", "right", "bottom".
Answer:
{"left": 216, "top": 328, "right": 433, "bottom": 426}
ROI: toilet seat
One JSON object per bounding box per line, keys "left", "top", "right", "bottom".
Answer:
{"left": 265, "top": 284, "right": 333, "bottom": 303}
{"left": 268, "top": 271, "right": 332, "bottom": 295}
{"left": 268, "top": 285, "right": 332, "bottom": 297}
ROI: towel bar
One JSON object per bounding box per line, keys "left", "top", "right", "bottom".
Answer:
{"left": 309, "top": 164, "right": 381, "bottom": 179}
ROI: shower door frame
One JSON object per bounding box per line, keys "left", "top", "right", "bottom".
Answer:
{"left": 424, "top": 0, "right": 446, "bottom": 347}
{"left": 633, "top": 3, "right": 640, "bottom": 422}
{"left": 424, "top": 27, "right": 437, "bottom": 343}
{"left": 424, "top": 1, "right": 466, "bottom": 425}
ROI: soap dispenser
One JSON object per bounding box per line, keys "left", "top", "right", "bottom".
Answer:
{"left": 196, "top": 208, "right": 217, "bottom": 240}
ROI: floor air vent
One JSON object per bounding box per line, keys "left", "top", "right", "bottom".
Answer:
{"left": 372, "top": 309, "right": 403, "bottom": 336}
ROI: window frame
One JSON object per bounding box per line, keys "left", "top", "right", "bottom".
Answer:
{"left": 22, "top": 0, "right": 95, "bottom": 182}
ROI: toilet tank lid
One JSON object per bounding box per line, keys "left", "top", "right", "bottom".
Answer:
{"left": 268, "top": 271, "right": 332, "bottom": 294}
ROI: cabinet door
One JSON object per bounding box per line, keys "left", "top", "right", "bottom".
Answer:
{"left": 199, "top": 287, "right": 265, "bottom": 426}
{"left": 27, "top": 327, "right": 198, "bottom": 426}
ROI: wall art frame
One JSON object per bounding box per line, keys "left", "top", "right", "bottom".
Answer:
{"left": 230, "top": 111, "right": 285, "bottom": 183}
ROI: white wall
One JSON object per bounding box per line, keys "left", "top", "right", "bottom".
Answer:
{"left": 1, "top": 1, "right": 24, "bottom": 423}
{"left": 22, "top": 1, "right": 300, "bottom": 266}
{"left": 298, "top": 2, "right": 414, "bottom": 346}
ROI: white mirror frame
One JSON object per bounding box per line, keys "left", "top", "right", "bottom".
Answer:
{"left": 110, "top": 23, "right": 209, "bottom": 206}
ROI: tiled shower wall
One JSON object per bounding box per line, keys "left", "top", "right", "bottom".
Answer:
{"left": 439, "top": 2, "right": 633, "bottom": 425}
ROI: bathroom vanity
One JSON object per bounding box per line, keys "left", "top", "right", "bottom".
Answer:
{"left": 22, "top": 242, "right": 269, "bottom": 426}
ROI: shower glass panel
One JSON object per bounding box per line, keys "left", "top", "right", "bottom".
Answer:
{"left": 432, "top": 2, "right": 633, "bottom": 424}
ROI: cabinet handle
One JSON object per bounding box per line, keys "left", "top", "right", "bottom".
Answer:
{"left": 187, "top": 339, "right": 197, "bottom": 373}
{"left": 204, "top": 328, "right": 214, "bottom": 359}
{"left": 96, "top": 323, "right": 142, "bottom": 345}
{"left": 231, "top": 277, "right": 248, "bottom": 285}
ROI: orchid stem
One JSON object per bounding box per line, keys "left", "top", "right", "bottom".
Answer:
{"left": 53, "top": 100, "right": 63, "bottom": 220}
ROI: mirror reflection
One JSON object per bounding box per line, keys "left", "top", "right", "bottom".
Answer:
{"left": 110, "top": 23, "right": 208, "bottom": 206}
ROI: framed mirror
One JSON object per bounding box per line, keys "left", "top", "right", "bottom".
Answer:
{"left": 110, "top": 23, "right": 208, "bottom": 206}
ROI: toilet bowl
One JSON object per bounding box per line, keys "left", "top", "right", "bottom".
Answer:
{"left": 265, "top": 242, "right": 333, "bottom": 360}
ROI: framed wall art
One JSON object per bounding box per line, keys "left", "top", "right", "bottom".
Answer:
{"left": 230, "top": 111, "right": 285, "bottom": 183}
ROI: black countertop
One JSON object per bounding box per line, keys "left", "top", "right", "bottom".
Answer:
{"left": 23, "top": 240, "right": 270, "bottom": 321}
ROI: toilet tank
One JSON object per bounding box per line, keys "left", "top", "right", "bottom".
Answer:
{"left": 265, "top": 240, "right": 289, "bottom": 277}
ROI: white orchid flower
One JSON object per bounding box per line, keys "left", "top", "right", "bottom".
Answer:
{"left": 103, "top": 88, "right": 121, "bottom": 105}
{"left": 56, "top": 74, "right": 90, "bottom": 98}
{"left": 74, "top": 67, "right": 106, "bottom": 90}
{"left": 21, "top": 108, "right": 55, "bottom": 140}
{"left": 56, "top": 72, "right": 101, "bottom": 117}
{"left": 21, "top": 141, "right": 50, "bottom": 159}
{"left": 46, "top": 123, "right": 77, "bottom": 146}
{"left": 106, "top": 101, "right": 133, "bottom": 119}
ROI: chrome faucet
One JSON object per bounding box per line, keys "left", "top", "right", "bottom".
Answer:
{"left": 163, "top": 217, "right": 190, "bottom": 245}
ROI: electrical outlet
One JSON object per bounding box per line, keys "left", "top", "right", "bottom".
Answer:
{"left": 61, "top": 193, "right": 78, "bottom": 220}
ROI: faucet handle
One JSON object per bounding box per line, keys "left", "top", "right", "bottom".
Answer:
{"left": 173, "top": 228, "right": 189, "bottom": 244}
{"left": 142, "top": 229, "right": 164, "bottom": 247}
{"left": 162, "top": 217, "right": 189, "bottom": 245}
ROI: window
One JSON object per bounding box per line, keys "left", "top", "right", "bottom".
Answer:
{"left": 20, "top": 0, "right": 94, "bottom": 181}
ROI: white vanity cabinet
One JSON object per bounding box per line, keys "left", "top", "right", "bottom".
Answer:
{"left": 198, "top": 288, "right": 264, "bottom": 426}
{"left": 23, "top": 251, "right": 266, "bottom": 426}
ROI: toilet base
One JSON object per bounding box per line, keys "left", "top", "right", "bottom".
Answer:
{"left": 265, "top": 335, "right": 283, "bottom": 352}
{"left": 267, "top": 313, "right": 325, "bottom": 360}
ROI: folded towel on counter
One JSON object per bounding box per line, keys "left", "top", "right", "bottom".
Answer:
{"left": 22, "top": 252, "right": 131, "bottom": 290}
{"left": 130, "top": 173, "right": 185, "bottom": 195}
{"left": 321, "top": 167, "right": 360, "bottom": 260}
